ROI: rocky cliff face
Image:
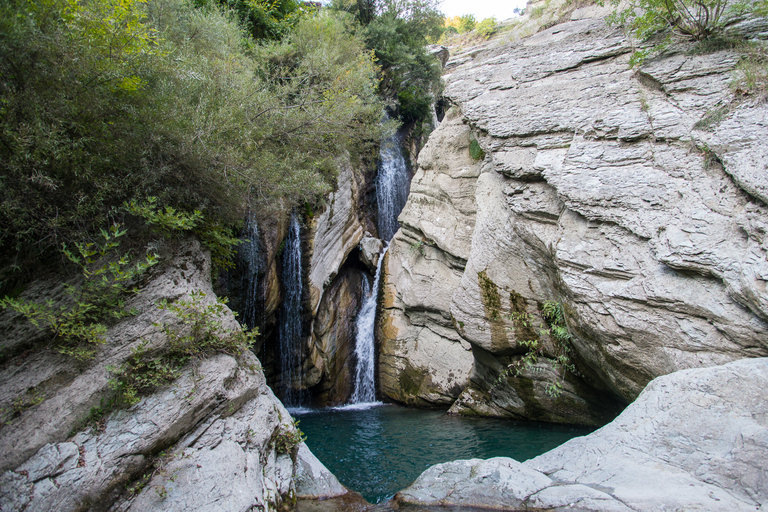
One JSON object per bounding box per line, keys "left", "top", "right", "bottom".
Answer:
{"left": 0, "top": 241, "right": 346, "bottom": 511}
{"left": 380, "top": 11, "right": 768, "bottom": 423}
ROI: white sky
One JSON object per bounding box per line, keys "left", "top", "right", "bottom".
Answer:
{"left": 439, "top": 0, "right": 527, "bottom": 21}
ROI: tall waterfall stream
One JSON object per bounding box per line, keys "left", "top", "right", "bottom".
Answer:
{"left": 279, "top": 213, "right": 304, "bottom": 407}
{"left": 350, "top": 247, "right": 388, "bottom": 404}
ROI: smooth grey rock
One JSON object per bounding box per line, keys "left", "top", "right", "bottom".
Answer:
{"left": 378, "top": 108, "right": 478, "bottom": 406}
{"left": 293, "top": 443, "right": 347, "bottom": 499}
{"left": 398, "top": 359, "right": 768, "bottom": 511}
{"left": 396, "top": 457, "right": 552, "bottom": 509}
{"left": 308, "top": 159, "right": 365, "bottom": 316}
{"left": 427, "top": 44, "right": 449, "bottom": 68}
{"left": 359, "top": 234, "right": 384, "bottom": 272}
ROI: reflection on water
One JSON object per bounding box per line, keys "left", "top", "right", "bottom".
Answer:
{"left": 294, "top": 404, "right": 594, "bottom": 504}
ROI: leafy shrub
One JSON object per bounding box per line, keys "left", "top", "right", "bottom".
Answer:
{"left": 604, "top": 0, "right": 766, "bottom": 65}
{"left": 272, "top": 420, "right": 307, "bottom": 454}
{"left": 110, "top": 291, "right": 257, "bottom": 405}
{"left": 501, "top": 300, "right": 577, "bottom": 398}
{"left": 331, "top": 0, "right": 443, "bottom": 128}
{"left": 0, "top": 0, "right": 384, "bottom": 260}
{"left": 0, "top": 225, "right": 157, "bottom": 360}
{"left": 469, "top": 139, "right": 486, "bottom": 160}
{"left": 458, "top": 14, "right": 477, "bottom": 32}
{"left": 475, "top": 17, "right": 498, "bottom": 38}
{"left": 398, "top": 86, "right": 433, "bottom": 124}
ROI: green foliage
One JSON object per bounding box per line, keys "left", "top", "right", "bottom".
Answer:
{"left": 0, "top": 0, "right": 384, "bottom": 261}
{"left": 125, "top": 197, "right": 204, "bottom": 238}
{"left": 109, "top": 290, "right": 257, "bottom": 406}
{"left": 272, "top": 419, "right": 307, "bottom": 453}
{"left": 475, "top": 17, "right": 498, "bottom": 38}
{"left": 1, "top": 388, "right": 45, "bottom": 426}
{"left": 125, "top": 197, "right": 242, "bottom": 269}
{"left": 501, "top": 300, "right": 577, "bottom": 398}
{"left": 0, "top": 224, "right": 157, "bottom": 360}
{"left": 469, "top": 139, "right": 486, "bottom": 160}
{"left": 397, "top": 86, "right": 433, "bottom": 123}
{"left": 604, "top": 0, "right": 766, "bottom": 65}
{"left": 458, "top": 14, "right": 477, "bottom": 32}
{"left": 208, "top": 0, "right": 313, "bottom": 41}
{"left": 330, "top": 0, "right": 443, "bottom": 127}
{"left": 731, "top": 45, "right": 768, "bottom": 97}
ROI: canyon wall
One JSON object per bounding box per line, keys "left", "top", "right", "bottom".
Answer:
{"left": 379, "top": 10, "right": 768, "bottom": 424}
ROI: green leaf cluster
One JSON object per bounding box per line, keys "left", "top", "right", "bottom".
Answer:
{"left": 501, "top": 300, "right": 577, "bottom": 399}
{"left": 109, "top": 290, "right": 257, "bottom": 405}
{"left": 0, "top": 224, "right": 158, "bottom": 360}
{"left": 329, "top": 0, "right": 443, "bottom": 127}
{"left": 604, "top": 0, "right": 767, "bottom": 65}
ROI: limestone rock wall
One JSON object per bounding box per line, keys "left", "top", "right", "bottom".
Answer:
{"left": 0, "top": 241, "right": 346, "bottom": 511}
{"left": 303, "top": 158, "right": 373, "bottom": 402}
{"left": 378, "top": 109, "right": 478, "bottom": 407}
{"left": 379, "top": 14, "right": 768, "bottom": 422}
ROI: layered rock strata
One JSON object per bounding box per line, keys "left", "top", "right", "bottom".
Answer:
{"left": 0, "top": 241, "right": 346, "bottom": 511}
{"left": 380, "top": 13, "right": 768, "bottom": 421}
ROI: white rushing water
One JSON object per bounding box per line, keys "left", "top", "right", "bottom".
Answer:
{"left": 350, "top": 247, "right": 388, "bottom": 404}
{"left": 279, "top": 213, "right": 303, "bottom": 406}
{"left": 236, "top": 213, "right": 261, "bottom": 330}
{"left": 376, "top": 131, "right": 410, "bottom": 242}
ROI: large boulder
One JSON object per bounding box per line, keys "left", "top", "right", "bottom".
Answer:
{"left": 0, "top": 241, "right": 345, "bottom": 511}
{"left": 396, "top": 358, "right": 768, "bottom": 511}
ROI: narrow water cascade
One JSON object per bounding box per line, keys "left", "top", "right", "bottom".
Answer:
{"left": 278, "top": 213, "right": 304, "bottom": 406}
{"left": 236, "top": 213, "right": 261, "bottom": 330}
{"left": 376, "top": 130, "right": 410, "bottom": 242}
{"left": 350, "top": 247, "right": 388, "bottom": 404}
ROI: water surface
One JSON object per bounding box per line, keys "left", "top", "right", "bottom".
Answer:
{"left": 294, "top": 404, "right": 594, "bottom": 504}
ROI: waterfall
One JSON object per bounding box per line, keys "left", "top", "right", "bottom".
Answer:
{"left": 279, "top": 213, "right": 304, "bottom": 406}
{"left": 236, "top": 213, "right": 261, "bottom": 330}
{"left": 376, "top": 130, "right": 410, "bottom": 242}
{"left": 350, "top": 246, "right": 388, "bottom": 404}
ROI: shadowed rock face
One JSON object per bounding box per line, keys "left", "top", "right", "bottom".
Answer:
{"left": 0, "top": 241, "right": 346, "bottom": 511}
{"left": 379, "top": 14, "right": 768, "bottom": 422}
{"left": 396, "top": 358, "right": 768, "bottom": 511}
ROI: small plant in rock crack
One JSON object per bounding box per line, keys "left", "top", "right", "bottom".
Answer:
{"left": 498, "top": 300, "right": 578, "bottom": 398}
{"left": 273, "top": 420, "right": 307, "bottom": 454}
{"left": 0, "top": 224, "right": 157, "bottom": 361}
{"left": 109, "top": 291, "right": 258, "bottom": 406}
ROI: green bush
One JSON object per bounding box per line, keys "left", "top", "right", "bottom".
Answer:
{"left": 330, "top": 0, "right": 443, "bottom": 128}
{"left": 501, "top": 300, "right": 577, "bottom": 399}
{"left": 604, "top": 0, "right": 767, "bottom": 65}
{"left": 0, "top": 224, "right": 157, "bottom": 360}
{"left": 475, "top": 17, "right": 498, "bottom": 39}
{"left": 110, "top": 290, "right": 257, "bottom": 405}
{"left": 458, "top": 14, "right": 477, "bottom": 32}
{"left": 0, "top": 0, "right": 384, "bottom": 260}
{"left": 469, "top": 139, "right": 486, "bottom": 160}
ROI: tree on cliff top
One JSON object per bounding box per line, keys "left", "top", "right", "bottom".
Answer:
{"left": 605, "top": 0, "right": 768, "bottom": 64}
{"left": 328, "top": 0, "right": 443, "bottom": 127}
